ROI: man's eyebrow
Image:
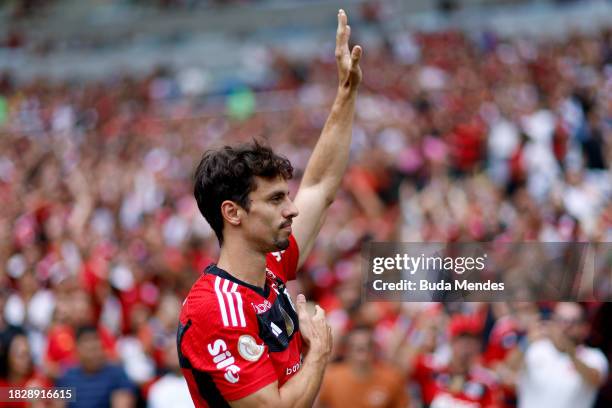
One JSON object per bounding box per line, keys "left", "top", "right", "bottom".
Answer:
{"left": 266, "top": 189, "right": 289, "bottom": 199}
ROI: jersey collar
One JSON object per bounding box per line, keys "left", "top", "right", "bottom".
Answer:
{"left": 205, "top": 264, "right": 270, "bottom": 298}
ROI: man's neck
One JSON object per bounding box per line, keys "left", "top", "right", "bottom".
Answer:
{"left": 217, "top": 239, "right": 267, "bottom": 288}
{"left": 81, "top": 363, "right": 103, "bottom": 374}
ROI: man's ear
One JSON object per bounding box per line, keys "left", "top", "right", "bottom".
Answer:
{"left": 220, "top": 200, "right": 243, "bottom": 226}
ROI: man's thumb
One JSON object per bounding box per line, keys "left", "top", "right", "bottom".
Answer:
{"left": 296, "top": 294, "right": 307, "bottom": 315}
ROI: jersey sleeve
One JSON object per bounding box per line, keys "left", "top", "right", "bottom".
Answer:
{"left": 266, "top": 234, "right": 300, "bottom": 282}
{"left": 178, "top": 298, "right": 278, "bottom": 402}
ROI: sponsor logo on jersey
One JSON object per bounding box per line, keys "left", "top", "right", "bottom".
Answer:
{"left": 271, "top": 322, "right": 283, "bottom": 337}
{"left": 270, "top": 251, "right": 285, "bottom": 262}
{"left": 266, "top": 268, "right": 281, "bottom": 295}
{"left": 286, "top": 360, "right": 301, "bottom": 376}
{"left": 207, "top": 339, "right": 240, "bottom": 383}
{"left": 251, "top": 299, "right": 273, "bottom": 314}
{"left": 238, "top": 335, "right": 265, "bottom": 362}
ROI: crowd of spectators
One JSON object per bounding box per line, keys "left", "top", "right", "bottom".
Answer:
{"left": 0, "top": 20, "right": 611, "bottom": 407}
{"left": 2, "top": 0, "right": 56, "bottom": 19}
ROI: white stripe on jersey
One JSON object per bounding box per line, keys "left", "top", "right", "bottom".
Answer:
{"left": 231, "top": 283, "right": 246, "bottom": 327}
{"left": 222, "top": 280, "right": 238, "bottom": 326}
{"left": 271, "top": 322, "right": 282, "bottom": 337}
{"left": 214, "top": 277, "right": 229, "bottom": 326}
{"left": 213, "top": 277, "right": 246, "bottom": 328}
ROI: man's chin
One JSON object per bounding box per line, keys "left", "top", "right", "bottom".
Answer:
{"left": 273, "top": 238, "right": 291, "bottom": 251}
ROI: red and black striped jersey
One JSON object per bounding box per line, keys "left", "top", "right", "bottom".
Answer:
{"left": 177, "top": 235, "right": 303, "bottom": 407}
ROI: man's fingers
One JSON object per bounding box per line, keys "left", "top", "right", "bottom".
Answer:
{"left": 351, "top": 45, "right": 362, "bottom": 67}
{"left": 296, "top": 293, "right": 307, "bottom": 316}
{"left": 334, "top": 9, "right": 362, "bottom": 91}
{"left": 336, "top": 9, "right": 350, "bottom": 59}
{"left": 337, "top": 9, "right": 347, "bottom": 30}
{"left": 313, "top": 304, "right": 326, "bottom": 320}
{"left": 336, "top": 10, "right": 346, "bottom": 41}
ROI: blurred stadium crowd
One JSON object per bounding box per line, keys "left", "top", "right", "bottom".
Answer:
{"left": 1, "top": 3, "right": 611, "bottom": 407}
{"left": 3, "top": 0, "right": 244, "bottom": 19}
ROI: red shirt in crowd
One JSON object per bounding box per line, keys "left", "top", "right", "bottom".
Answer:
{"left": 413, "top": 354, "right": 502, "bottom": 408}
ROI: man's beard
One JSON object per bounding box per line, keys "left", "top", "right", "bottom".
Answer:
{"left": 273, "top": 237, "right": 290, "bottom": 251}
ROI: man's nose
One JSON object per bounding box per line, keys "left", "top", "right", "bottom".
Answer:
{"left": 283, "top": 199, "right": 299, "bottom": 219}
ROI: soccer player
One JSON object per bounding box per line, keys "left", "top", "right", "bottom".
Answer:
{"left": 177, "top": 9, "right": 362, "bottom": 408}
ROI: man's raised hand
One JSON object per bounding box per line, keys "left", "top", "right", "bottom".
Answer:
{"left": 335, "top": 9, "right": 362, "bottom": 92}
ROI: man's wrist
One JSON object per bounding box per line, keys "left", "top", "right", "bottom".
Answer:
{"left": 336, "top": 85, "right": 358, "bottom": 101}
{"left": 304, "top": 347, "right": 330, "bottom": 367}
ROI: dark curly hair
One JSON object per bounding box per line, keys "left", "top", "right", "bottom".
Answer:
{"left": 193, "top": 141, "right": 293, "bottom": 244}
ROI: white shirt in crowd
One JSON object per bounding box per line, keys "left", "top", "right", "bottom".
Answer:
{"left": 518, "top": 338, "right": 609, "bottom": 408}
{"left": 147, "top": 373, "right": 194, "bottom": 408}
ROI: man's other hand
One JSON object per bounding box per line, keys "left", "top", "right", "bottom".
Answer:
{"left": 296, "top": 294, "right": 333, "bottom": 364}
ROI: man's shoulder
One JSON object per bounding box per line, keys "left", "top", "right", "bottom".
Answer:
{"left": 188, "top": 269, "right": 218, "bottom": 291}
{"left": 578, "top": 345, "right": 607, "bottom": 359}
{"left": 577, "top": 345, "right": 609, "bottom": 372}
{"left": 180, "top": 272, "right": 252, "bottom": 333}
{"left": 264, "top": 235, "right": 300, "bottom": 282}
{"left": 58, "top": 366, "right": 82, "bottom": 381}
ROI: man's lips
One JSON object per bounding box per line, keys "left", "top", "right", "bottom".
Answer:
{"left": 280, "top": 221, "right": 293, "bottom": 230}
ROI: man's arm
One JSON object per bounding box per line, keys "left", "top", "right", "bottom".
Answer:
{"left": 501, "top": 324, "right": 607, "bottom": 388}
{"left": 568, "top": 351, "right": 607, "bottom": 388}
{"left": 293, "top": 9, "right": 362, "bottom": 268}
{"left": 549, "top": 326, "right": 607, "bottom": 387}
{"left": 230, "top": 295, "right": 332, "bottom": 408}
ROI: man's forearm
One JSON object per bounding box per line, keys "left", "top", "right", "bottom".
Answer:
{"left": 570, "top": 352, "right": 604, "bottom": 387}
{"left": 300, "top": 88, "right": 357, "bottom": 200}
{"left": 278, "top": 353, "right": 328, "bottom": 408}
